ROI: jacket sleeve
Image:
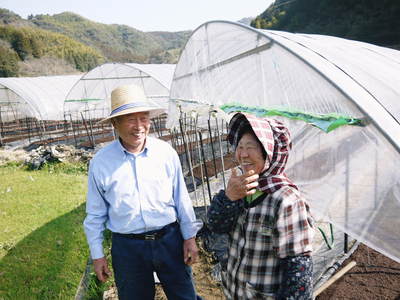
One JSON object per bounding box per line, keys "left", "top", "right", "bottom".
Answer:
{"left": 206, "top": 189, "right": 244, "bottom": 234}
{"left": 276, "top": 255, "right": 313, "bottom": 300}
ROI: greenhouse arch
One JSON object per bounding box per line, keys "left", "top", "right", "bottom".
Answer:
{"left": 0, "top": 75, "right": 81, "bottom": 147}
{"left": 167, "top": 20, "right": 400, "bottom": 264}
{"left": 63, "top": 63, "right": 176, "bottom": 147}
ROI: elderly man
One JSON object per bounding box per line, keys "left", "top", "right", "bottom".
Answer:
{"left": 83, "top": 84, "right": 202, "bottom": 300}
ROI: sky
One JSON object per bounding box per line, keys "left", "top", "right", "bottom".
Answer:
{"left": 0, "top": 0, "right": 274, "bottom": 32}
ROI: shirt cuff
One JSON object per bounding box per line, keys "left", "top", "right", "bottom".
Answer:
{"left": 90, "top": 244, "right": 105, "bottom": 260}
{"left": 180, "top": 220, "right": 203, "bottom": 240}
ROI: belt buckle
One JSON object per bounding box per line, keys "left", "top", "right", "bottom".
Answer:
{"left": 144, "top": 234, "right": 156, "bottom": 240}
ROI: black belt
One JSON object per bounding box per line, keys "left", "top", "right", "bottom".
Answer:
{"left": 114, "top": 221, "right": 178, "bottom": 240}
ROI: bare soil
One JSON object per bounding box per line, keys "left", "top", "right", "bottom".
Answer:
{"left": 192, "top": 152, "right": 237, "bottom": 179}
{"left": 316, "top": 243, "right": 400, "bottom": 300}
{"left": 155, "top": 244, "right": 224, "bottom": 299}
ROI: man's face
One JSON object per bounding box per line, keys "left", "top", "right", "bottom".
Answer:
{"left": 113, "top": 111, "right": 151, "bottom": 153}
{"left": 235, "top": 132, "right": 267, "bottom": 175}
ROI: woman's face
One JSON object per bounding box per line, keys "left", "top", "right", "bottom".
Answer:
{"left": 235, "top": 132, "right": 267, "bottom": 175}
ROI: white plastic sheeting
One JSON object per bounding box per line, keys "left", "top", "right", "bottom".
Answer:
{"left": 168, "top": 21, "right": 400, "bottom": 263}
{"left": 0, "top": 75, "right": 82, "bottom": 121}
{"left": 64, "top": 63, "right": 175, "bottom": 120}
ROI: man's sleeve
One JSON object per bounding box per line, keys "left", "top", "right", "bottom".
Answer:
{"left": 171, "top": 150, "right": 202, "bottom": 240}
{"left": 83, "top": 160, "right": 108, "bottom": 259}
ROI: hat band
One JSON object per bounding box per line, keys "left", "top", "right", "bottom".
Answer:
{"left": 110, "top": 102, "right": 157, "bottom": 116}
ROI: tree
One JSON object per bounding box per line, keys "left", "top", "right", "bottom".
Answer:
{"left": 0, "top": 46, "right": 19, "bottom": 77}
{"left": 10, "top": 30, "right": 31, "bottom": 60}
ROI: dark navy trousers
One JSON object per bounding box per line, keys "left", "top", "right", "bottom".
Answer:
{"left": 111, "top": 222, "right": 201, "bottom": 300}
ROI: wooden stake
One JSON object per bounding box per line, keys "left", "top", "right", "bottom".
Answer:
{"left": 314, "top": 260, "right": 357, "bottom": 298}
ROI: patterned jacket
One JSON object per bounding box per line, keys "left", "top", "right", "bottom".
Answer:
{"left": 207, "top": 186, "right": 314, "bottom": 299}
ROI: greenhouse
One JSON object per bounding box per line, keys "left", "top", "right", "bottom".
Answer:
{"left": 0, "top": 75, "right": 82, "bottom": 147}
{"left": 166, "top": 20, "right": 400, "bottom": 281}
{"left": 63, "top": 62, "right": 176, "bottom": 147}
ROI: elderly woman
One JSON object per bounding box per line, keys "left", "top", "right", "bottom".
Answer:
{"left": 207, "top": 112, "right": 314, "bottom": 300}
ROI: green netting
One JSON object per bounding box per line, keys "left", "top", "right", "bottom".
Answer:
{"left": 220, "top": 103, "right": 364, "bottom": 133}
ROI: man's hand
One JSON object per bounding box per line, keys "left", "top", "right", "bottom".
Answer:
{"left": 92, "top": 257, "right": 112, "bottom": 282}
{"left": 225, "top": 168, "right": 259, "bottom": 201}
{"left": 183, "top": 237, "right": 199, "bottom": 265}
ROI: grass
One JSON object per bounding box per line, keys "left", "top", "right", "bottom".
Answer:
{"left": 83, "top": 230, "right": 113, "bottom": 300}
{"left": 0, "top": 162, "right": 90, "bottom": 299}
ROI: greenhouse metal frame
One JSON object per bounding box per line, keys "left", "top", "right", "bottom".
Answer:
{"left": 167, "top": 20, "right": 400, "bottom": 270}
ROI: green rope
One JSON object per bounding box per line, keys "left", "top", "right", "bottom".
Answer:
{"left": 317, "top": 223, "right": 335, "bottom": 250}
{"left": 220, "top": 103, "right": 364, "bottom": 133}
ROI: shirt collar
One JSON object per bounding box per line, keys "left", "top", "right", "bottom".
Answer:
{"left": 116, "top": 137, "right": 152, "bottom": 157}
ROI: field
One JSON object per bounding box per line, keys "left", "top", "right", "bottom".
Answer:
{"left": 0, "top": 162, "right": 89, "bottom": 299}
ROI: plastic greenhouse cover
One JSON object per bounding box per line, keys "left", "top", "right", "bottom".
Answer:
{"left": 167, "top": 21, "right": 400, "bottom": 263}
{"left": 64, "top": 63, "right": 175, "bottom": 120}
{"left": 0, "top": 75, "right": 82, "bottom": 121}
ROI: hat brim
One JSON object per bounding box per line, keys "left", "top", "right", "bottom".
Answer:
{"left": 98, "top": 107, "right": 166, "bottom": 124}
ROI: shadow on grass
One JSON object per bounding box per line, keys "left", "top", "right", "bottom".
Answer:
{"left": 0, "top": 203, "right": 88, "bottom": 300}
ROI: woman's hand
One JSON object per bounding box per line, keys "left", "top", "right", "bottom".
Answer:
{"left": 225, "top": 168, "right": 259, "bottom": 201}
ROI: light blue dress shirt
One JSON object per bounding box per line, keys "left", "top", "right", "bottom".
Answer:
{"left": 84, "top": 137, "right": 201, "bottom": 259}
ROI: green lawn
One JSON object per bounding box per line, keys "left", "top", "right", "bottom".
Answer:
{"left": 0, "top": 163, "right": 89, "bottom": 299}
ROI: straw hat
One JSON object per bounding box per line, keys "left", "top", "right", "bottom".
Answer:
{"left": 100, "top": 84, "right": 165, "bottom": 123}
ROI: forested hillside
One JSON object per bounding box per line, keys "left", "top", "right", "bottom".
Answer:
{"left": 27, "top": 12, "right": 190, "bottom": 64}
{"left": 147, "top": 31, "right": 191, "bottom": 63}
{"left": 29, "top": 12, "right": 161, "bottom": 63}
{"left": 0, "top": 23, "right": 104, "bottom": 77}
{"left": 251, "top": 0, "right": 400, "bottom": 48}
{"left": 0, "top": 9, "right": 190, "bottom": 77}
